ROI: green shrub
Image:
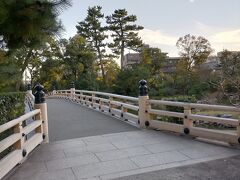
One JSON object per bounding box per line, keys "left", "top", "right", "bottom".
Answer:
{"left": 188, "top": 82, "right": 210, "bottom": 98}
{"left": 158, "top": 87, "right": 178, "bottom": 97}
{"left": 0, "top": 92, "right": 26, "bottom": 139}
{"left": 0, "top": 92, "right": 26, "bottom": 159}
{"left": 0, "top": 92, "right": 26, "bottom": 126}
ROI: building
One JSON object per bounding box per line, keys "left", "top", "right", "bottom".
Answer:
{"left": 161, "top": 57, "right": 181, "bottom": 73}
{"left": 122, "top": 53, "right": 141, "bottom": 68}
{"left": 123, "top": 52, "right": 181, "bottom": 73}
{"left": 122, "top": 50, "right": 240, "bottom": 74}
{"left": 199, "top": 56, "right": 220, "bottom": 71}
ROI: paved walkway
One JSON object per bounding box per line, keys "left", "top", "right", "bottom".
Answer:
{"left": 47, "top": 99, "right": 139, "bottom": 141}
{"left": 6, "top": 99, "right": 240, "bottom": 180}
{"left": 7, "top": 130, "right": 240, "bottom": 180}
{"left": 114, "top": 155, "right": 240, "bottom": 180}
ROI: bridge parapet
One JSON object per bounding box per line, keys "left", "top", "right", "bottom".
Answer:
{"left": 0, "top": 83, "right": 49, "bottom": 179}
{"left": 52, "top": 80, "right": 240, "bottom": 145}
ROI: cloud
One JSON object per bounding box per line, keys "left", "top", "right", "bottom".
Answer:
{"left": 194, "top": 21, "right": 223, "bottom": 35}
{"left": 138, "top": 24, "right": 240, "bottom": 56}
{"left": 210, "top": 29, "right": 240, "bottom": 44}
{"left": 139, "top": 29, "right": 177, "bottom": 46}
{"left": 194, "top": 21, "right": 240, "bottom": 52}
{"left": 138, "top": 29, "right": 179, "bottom": 56}
{"left": 189, "top": 0, "right": 195, "bottom": 3}
{"left": 208, "top": 29, "right": 240, "bottom": 52}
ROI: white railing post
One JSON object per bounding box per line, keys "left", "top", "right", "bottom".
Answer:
{"left": 138, "top": 80, "right": 151, "bottom": 128}
{"left": 92, "top": 93, "right": 96, "bottom": 108}
{"left": 99, "top": 98, "right": 103, "bottom": 111}
{"left": 80, "top": 92, "right": 83, "bottom": 104}
{"left": 121, "top": 105, "right": 128, "bottom": 120}
{"left": 34, "top": 110, "right": 44, "bottom": 134}
{"left": 53, "top": 89, "right": 56, "bottom": 96}
{"left": 183, "top": 106, "right": 193, "bottom": 135}
{"left": 13, "top": 122, "right": 24, "bottom": 151}
{"left": 34, "top": 83, "right": 49, "bottom": 143}
{"left": 109, "top": 96, "right": 113, "bottom": 114}
{"left": 70, "top": 82, "right": 75, "bottom": 101}
{"left": 64, "top": 90, "right": 67, "bottom": 98}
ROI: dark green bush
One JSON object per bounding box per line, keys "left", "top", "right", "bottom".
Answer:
{"left": 0, "top": 92, "right": 25, "bottom": 139}
{"left": 158, "top": 87, "right": 178, "bottom": 97}
{"left": 0, "top": 92, "right": 26, "bottom": 125}
{"left": 0, "top": 92, "right": 26, "bottom": 159}
{"left": 188, "top": 82, "right": 210, "bottom": 98}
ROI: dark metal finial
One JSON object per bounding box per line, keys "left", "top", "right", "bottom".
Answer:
{"left": 27, "top": 84, "right": 31, "bottom": 91}
{"left": 139, "top": 79, "right": 148, "bottom": 96}
{"left": 70, "top": 81, "right": 75, "bottom": 88}
{"left": 34, "top": 83, "right": 45, "bottom": 104}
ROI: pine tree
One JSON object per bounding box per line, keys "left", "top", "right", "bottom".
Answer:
{"left": 106, "top": 9, "right": 143, "bottom": 68}
{"left": 0, "top": 0, "right": 71, "bottom": 50}
{"left": 76, "top": 6, "right": 108, "bottom": 83}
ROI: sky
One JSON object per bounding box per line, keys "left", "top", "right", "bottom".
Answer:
{"left": 59, "top": 0, "right": 240, "bottom": 57}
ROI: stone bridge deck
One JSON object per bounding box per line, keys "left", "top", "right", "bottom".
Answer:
{"left": 6, "top": 99, "right": 240, "bottom": 180}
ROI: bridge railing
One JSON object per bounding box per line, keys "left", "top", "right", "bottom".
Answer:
{"left": 148, "top": 99, "right": 240, "bottom": 144}
{"left": 51, "top": 80, "right": 240, "bottom": 145}
{"left": 0, "top": 110, "right": 43, "bottom": 179}
{"left": 55, "top": 89, "right": 139, "bottom": 126}
{"left": 0, "top": 84, "right": 48, "bottom": 179}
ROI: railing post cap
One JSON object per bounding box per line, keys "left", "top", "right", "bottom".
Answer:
{"left": 139, "top": 79, "right": 148, "bottom": 96}
{"left": 139, "top": 79, "right": 147, "bottom": 86}
{"left": 34, "top": 83, "right": 44, "bottom": 91}
{"left": 34, "top": 83, "right": 45, "bottom": 104}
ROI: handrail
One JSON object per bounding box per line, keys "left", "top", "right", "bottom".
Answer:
{"left": 51, "top": 89, "right": 240, "bottom": 144}
{"left": 0, "top": 109, "right": 40, "bottom": 134}
{"left": 54, "top": 89, "right": 139, "bottom": 126}
{"left": 148, "top": 99, "right": 240, "bottom": 144}
{"left": 148, "top": 99, "right": 240, "bottom": 112}
{"left": 0, "top": 109, "right": 44, "bottom": 179}
{"left": 71, "top": 90, "right": 138, "bottom": 102}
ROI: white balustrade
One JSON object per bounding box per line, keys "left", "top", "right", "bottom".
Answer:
{"left": 52, "top": 88, "right": 240, "bottom": 144}
{"left": 0, "top": 109, "right": 44, "bottom": 179}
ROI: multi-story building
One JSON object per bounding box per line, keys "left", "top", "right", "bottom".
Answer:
{"left": 199, "top": 56, "right": 220, "bottom": 71}
{"left": 122, "top": 51, "right": 230, "bottom": 74}
{"left": 122, "top": 53, "right": 141, "bottom": 68}
{"left": 122, "top": 52, "right": 182, "bottom": 73}
{"left": 161, "top": 57, "right": 181, "bottom": 73}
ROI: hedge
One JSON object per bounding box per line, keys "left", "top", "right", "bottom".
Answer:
{"left": 0, "top": 92, "right": 26, "bottom": 159}
{"left": 0, "top": 92, "right": 26, "bottom": 126}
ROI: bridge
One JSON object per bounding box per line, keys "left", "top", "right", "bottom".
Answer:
{"left": 1, "top": 81, "right": 240, "bottom": 180}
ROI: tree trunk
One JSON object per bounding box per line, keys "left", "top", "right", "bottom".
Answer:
{"left": 97, "top": 48, "right": 106, "bottom": 84}
{"left": 120, "top": 42, "right": 125, "bottom": 69}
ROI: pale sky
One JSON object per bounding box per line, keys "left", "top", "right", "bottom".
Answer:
{"left": 59, "top": 0, "right": 240, "bottom": 57}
